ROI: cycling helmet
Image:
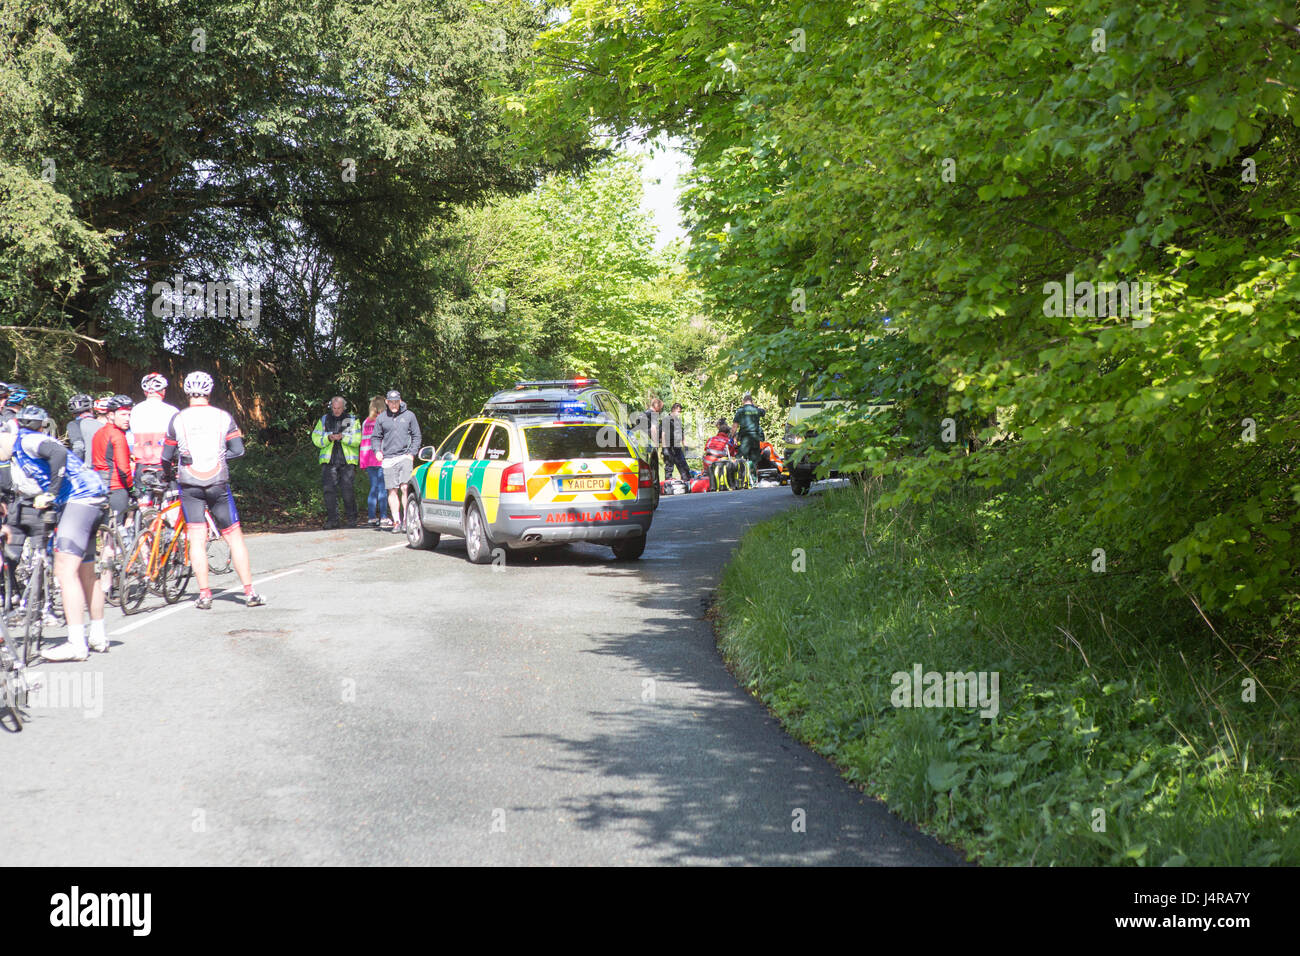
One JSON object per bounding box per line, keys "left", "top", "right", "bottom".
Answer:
{"left": 140, "top": 372, "right": 168, "bottom": 394}
{"left": 6, "top": 386, "right": 27, "bottom": 407}
{"left": 183, "top": 371, "right": 214, "bottom": 396}
{"left": 93, "top": 394, "right": 113, "bottom": 414}
{"left": 107, "top": 394, "right": 134, "bottom": 411}
{"left": 17, "top": 405, "right": 48, "bottom": 427}
{"left": 68, "top": 393, "right": 93, "bottom": 414}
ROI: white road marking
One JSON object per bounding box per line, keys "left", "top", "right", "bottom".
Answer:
{"left": 373, "top": 542, "right": 409, "bottom": 552}
{"left": 109, "top": 568, "right": 304, "bottom": 635}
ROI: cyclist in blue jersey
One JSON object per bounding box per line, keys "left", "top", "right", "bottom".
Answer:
{"left": 0, "top": 415, "right": 109, "bottom": 661}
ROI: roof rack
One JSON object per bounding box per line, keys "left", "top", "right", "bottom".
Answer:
{"left": 510, "top": 378, "right": 599, "bottom": 390}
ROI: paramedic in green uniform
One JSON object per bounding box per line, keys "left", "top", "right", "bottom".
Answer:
{"left": 732, "top": 393, "right": 765, "bottom": 484}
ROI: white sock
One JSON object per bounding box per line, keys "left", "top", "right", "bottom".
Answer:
{"left": 89, "top": 619, "right": 106, "bottom": 645}
{"left": 68, "top": 622, "right": 88, "bottom": 651}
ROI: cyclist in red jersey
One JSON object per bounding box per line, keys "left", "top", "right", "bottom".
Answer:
{"left": 92, "top": 395, "right": 135, "bottom": 516}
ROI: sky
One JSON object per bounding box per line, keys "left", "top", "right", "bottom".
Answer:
{"left": 626, "top": 135, "right": 692, "bottom": 250}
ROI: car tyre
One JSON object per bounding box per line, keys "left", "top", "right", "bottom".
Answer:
{"left": 464, "top": 500, "right": 494, "bottom": 565}
{"left": 791, "top": 476, "right": 810, "bottom": 496}
{"left": 406, "top": 496, "right": 439, "bottom": 551}
{"left": 611, "top": 535, "right": 647, "bottom": 561}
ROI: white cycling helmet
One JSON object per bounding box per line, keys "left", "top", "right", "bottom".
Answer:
{"left": 141, "top": 372, "right": 168, "bottom": 394}
{"left": 183, "top": 371, "right": 215, "bottom": 396}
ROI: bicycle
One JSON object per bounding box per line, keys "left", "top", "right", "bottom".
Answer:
{"left": 95, "top": 501, "right": 136, "bottom": 609}
{"left": 11, "top": 530, "right": 57, "bottom": 666}
{"left": 118, "top": 488, "right": 198, "bottom": 611}
{"left": 0, "top": 613, "right": 31, "bottom": 730}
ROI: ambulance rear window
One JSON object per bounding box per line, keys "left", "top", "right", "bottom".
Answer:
{"left": 523, "top": 425, "right": 628, "bottom": 460}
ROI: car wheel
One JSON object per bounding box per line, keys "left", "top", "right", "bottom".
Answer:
{"left": 406, "top": 495, "right": 439, "bottom": 551}
{"left": 791, "top": 477, "right": 810, "bottom": 496}
{"left": 464, "top": 500, "right": 494, "bottom": 565}
{"left": 611, "top": 535, "right": 646, "bottom": 560}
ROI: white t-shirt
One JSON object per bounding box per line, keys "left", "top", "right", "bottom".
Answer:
{"left": 167, "top": 405, "right": 241, "bottom": 486}
{"left": 129, "top": 397, "right": 180, "bottom": 466}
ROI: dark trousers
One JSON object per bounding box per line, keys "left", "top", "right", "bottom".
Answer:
{"left": 664, "top": 447, "right": 690, "bottom": 481}
{"left": 322, "top": 462, "right": 357, "bottom": 521}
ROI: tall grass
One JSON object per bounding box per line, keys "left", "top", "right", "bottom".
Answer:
{"left": 716, "top": 478, "right": 1300, "bottom": 865}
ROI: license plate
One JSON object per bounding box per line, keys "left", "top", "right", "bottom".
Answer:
{"left": 560, "top": 477, "right": 609, "bottom": 492}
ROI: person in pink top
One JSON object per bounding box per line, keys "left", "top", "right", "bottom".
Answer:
{"left": 359, "top": 396, "right": 387, "bottom": 527}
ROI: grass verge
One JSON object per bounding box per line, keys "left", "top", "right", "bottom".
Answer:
{"left": 715, "top": 478, "right": 1300, "bottom": 865}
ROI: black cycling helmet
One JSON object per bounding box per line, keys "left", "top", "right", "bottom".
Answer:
{"left": 17, "top": 404, "right": 48, "bottom": 426}
{"left": 107, "top": 394, "right": 134, "bottom": 411}
{"left": 68, "top": 393, "right": 93, "bottom": 413}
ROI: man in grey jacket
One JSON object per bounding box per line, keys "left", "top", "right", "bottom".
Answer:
{"left": 371, "top": 389, "right": 422, "bottom": 533}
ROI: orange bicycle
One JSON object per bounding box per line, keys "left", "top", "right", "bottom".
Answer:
{"left": 118, "top": 489, "right": 194, "bottom": 613}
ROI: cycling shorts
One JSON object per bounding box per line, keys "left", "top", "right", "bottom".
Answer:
{"left": 3, "top": 506, "right": 45, "bottom": 560}
{"left": 107, "top": 488, "right": 130, "bottom": 520}
{"left": 180, "top": 482, "right": 240, "bottom": 534}
{"left": 54, "top": 500, "right": 104, "bottom": 563}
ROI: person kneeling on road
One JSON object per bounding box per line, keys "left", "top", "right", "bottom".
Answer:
{"left": 160, "top": 371, "right": 264, "bottom": 610}
{"left": 702, "top": 420, "right": 738, "bottom": 491}
{"left": 312, "top": 395, "right": 361, "bottom": 529}
{"left": 0, "top": 415, "right": 109, "bottom": 661}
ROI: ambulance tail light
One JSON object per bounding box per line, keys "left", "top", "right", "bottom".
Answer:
{"left": 638, "top": 459, "right": 652, "bottom": 488}
{"left": 501, "top": 463, "right": 526, "bottom": 494}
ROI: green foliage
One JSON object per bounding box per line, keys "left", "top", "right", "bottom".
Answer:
{"left": 0, "top": 0, "right": 595, "bottom": 426}
{"left": 532, "top": 0, "right": 1300, "bottom": 616}
{"left": 717, "top": 481, "right": 1300, "bottom": 866}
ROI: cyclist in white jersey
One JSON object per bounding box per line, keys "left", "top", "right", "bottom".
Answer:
{"left": 159, "top": 371, "right": 264, "bottom": 610}
{"left": 129, "top": 371, "right": 179, "bottom": 489}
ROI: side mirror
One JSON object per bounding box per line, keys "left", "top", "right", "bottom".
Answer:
{"left": 417, "top": 446, "right": 435, "bottom": 462}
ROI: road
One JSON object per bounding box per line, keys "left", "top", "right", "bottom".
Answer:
{"left": 2, "top": 485, "right": 964, "bottom": 865}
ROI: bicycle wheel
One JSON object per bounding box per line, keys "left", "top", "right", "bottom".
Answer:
{"left": 161, "top": 530, "right": 192, "bottom": 604}
{"left": 96, "top": 523, "right": 120, "bottom": 607}
{"left": 0, "top": 624, "right": 24, "bottom": 728}
{"left": 146, "top": 527, "right": 169, "bottom": 596}
{"left": 45, "top": 545, "right": 63, "bottom": 626}
{"left": 20, "top": 575, "right": 43, "bottom": 666}
{"left": 118, "top": 529, "right": 152, "bottom": 615}
{"left": 206, "top": 531, "right": 232, "bottom": 575}
{"left": 0, "top": 656, "right": 21, "bottom": 729}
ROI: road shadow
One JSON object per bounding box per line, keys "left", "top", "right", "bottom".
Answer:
{"left": 508, "top": 493, "right": 969, "bottom": 865}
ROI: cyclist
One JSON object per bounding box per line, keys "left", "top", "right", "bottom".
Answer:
{"left": 17, "top": 403, "right": 55, "bottom": 436}
{"left": 0, "top": 440, "right": 44, "bottom": 622}
{"left": 0, "top": 385, "right": 26, "bottom": 426}
{"left": 92, "top": 395, "right": 136, "bottom": 519}
{"left": 65, "top": 393, "right": 100, "bottom": 459}
{"left": 160, "top": 371, "right": 264, "bottom": 610}
{"left": 129, "top": 372, "right": 179, "bottom": 491}
{"left": 0, "top": 414, "right": 109, "bottom": 661}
